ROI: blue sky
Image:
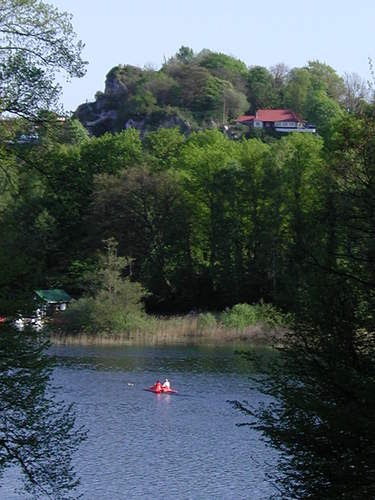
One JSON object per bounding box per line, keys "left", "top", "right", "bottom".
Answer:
{"left": 49, "top": 0, "right": 375, "bottom": 112}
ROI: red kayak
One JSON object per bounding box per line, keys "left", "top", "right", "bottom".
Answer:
{"left": 145, "top": 385, "right": 177, "bottom": 394}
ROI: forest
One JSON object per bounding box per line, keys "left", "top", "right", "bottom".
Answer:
{"left": 0, "top": 84, "right": 373, "bottom": 321}
{"left": 0, "top": 46, "right": 372, "bottom": 318}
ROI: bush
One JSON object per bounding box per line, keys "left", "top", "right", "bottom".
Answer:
{"left": 196, "top": 312, "right": 217, "bottom": 332}
{"left": 221, "top": 303, "right": 259, "bottom": 330}
{"left": 221, "top": 302, "right": 289, "bottom": 330}
{"left": 56, "top": 293, "right": 150, "bottom": 336}
{"left": 56, "top": 239, "right": 151, "bottom": 336}
{"left": 56, "top": 297, "right": 96, "bottom": 333}
{"left": 88, "top": 289, "right": 149, "bottom": 335}
{"left": 254, "top": 301, "right": 291, "bottom": 328}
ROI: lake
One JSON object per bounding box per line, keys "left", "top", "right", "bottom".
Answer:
{"left": 2, "top": 345, "right": 277, "bottom": 499}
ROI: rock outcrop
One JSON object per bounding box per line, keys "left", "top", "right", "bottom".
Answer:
{"left": 74, "top": 64, "right": 194, "bottom": 136}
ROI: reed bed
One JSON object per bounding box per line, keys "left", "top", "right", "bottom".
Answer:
{"left": 50, "top": 314, "right": 279, "bottom": 346}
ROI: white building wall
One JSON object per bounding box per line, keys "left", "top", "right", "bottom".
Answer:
{"left": 274, "top": 121, "right": 298, "bottom": 128}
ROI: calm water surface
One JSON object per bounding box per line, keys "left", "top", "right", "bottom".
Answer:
{"left": 2, "top": 345, "right": 277, "bottom": 499}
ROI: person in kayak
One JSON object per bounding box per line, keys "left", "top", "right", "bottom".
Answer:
{"left": 154, "top": 380, "right": 162, "bottom": 392}
{"left": 162, "top": 378, "right": 171, "bottom": 390}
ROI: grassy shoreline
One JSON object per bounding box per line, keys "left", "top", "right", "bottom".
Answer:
{"left": 50, "top": 315, "right": 283, "bottom": 346}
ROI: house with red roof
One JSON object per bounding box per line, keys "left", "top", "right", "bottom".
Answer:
{"left": 237, "top": 109, "right": 316, "bottom": 133}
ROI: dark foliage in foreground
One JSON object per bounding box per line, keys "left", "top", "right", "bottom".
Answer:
{"left": 233, "top": 316, "right": 375, "bottom": 499}
{"left": 232, "top": 113, "right": 375, "bottom": 498}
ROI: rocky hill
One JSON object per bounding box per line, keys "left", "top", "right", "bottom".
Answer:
{"left": 74, "top": 47, "right": 250, "bottom": 136}
{"left": 74, "top": 47, "right": 359, "bottom": 138}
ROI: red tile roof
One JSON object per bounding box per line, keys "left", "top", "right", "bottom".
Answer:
{"left": 255, "top": 109, "right": 302, "bottom": 122}
{"left": 237, "top": 114, "right": 255, "bottom": 123}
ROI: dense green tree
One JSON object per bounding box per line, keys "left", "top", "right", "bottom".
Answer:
{"left": 40, "top": 128, "right": 142, "bottom": 273}
{"left": 87, "top": 166, "right": 193, "bottom": 310}
{"left": 165, "top": 63, "right": 236, "bottom": 122}
{"left": 331, "top": 113, "right": 375, "bottom": 290}
{"left": 140, "top": 56, "right": 247, "bottom": 123}
{"left": 304, "top": 89, "right": 345, "bottom": 142}
{"left": 283, "top": 67, "right": 311, "bottom": 114}
{"left": 247, "top": 66, "right": 277, "bottom": 113}
{"left": 275, "top": 133, "right": 326, "bottom": 305}
{"left": 0, "top": 0, "right": 86, "bottom": 118}
{"left": 0, "top": 126, "right": 144, "bottom": 312}
{"left": 235, "top": 302, "right": 375, "bottom": 499}
{"left": 222, "top": 85, "right": 249, "bottom": 122}
{"left": 58, "top": 238, "right": 148, "bottom": 333}
{"left": 0, "top": 4, "right": 104, "bottom": 494}
{"left": 79, "top": 128, "right": 142, "bottom": 174}
{"left": 143, "top": 127, "right": 185, "bottom": 170}
{"left": 306, "top": 60, "right": 346, "bottom": 101}
{"left": 205, "top": 139, "right": 273, "bottom": 305}
{"left": 127, "top": 90, "right": 158, "bottom": 116}
{"left": 36, "top": 114, "right": 89, "bottom": 146}
{"left": 234, "top": 111, "right": 375, "bottom": 499}
{"left": 197, "top": 50, "right": 248, "bottom": 91}
{"left": 236, "top": 139, "right": 281, "bottom": 302}
{"left": 141, "top": 70, "right": 180, "bottom": 106}
{"left": 179, "top": 130, "right": 242, "bottom": 305}
{"left": 175, "top": 45, "right": 195, "bottom": 64}
{"left": 282, "top": 62, "right": 346, "bottom": 129}
{"left": 0, "top": 172, "right": 56, "bottom": 313}
{"left": 0, "top": 0, "right": 87, "bottom": 309}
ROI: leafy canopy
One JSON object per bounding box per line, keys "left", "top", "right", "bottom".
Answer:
{"left": 0, "top": 0, "right": 86, "bottom": 117}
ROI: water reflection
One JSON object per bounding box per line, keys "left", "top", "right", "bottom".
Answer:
{"left": 49, "top": 344, "right": 272, "bottom": 375}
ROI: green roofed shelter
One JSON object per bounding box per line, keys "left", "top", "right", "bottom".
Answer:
{"left": 35, "top": 289, "right": 72, "bottom": 314}
{"left": 35, "top": 289, "right": 71, "bottom": 303}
